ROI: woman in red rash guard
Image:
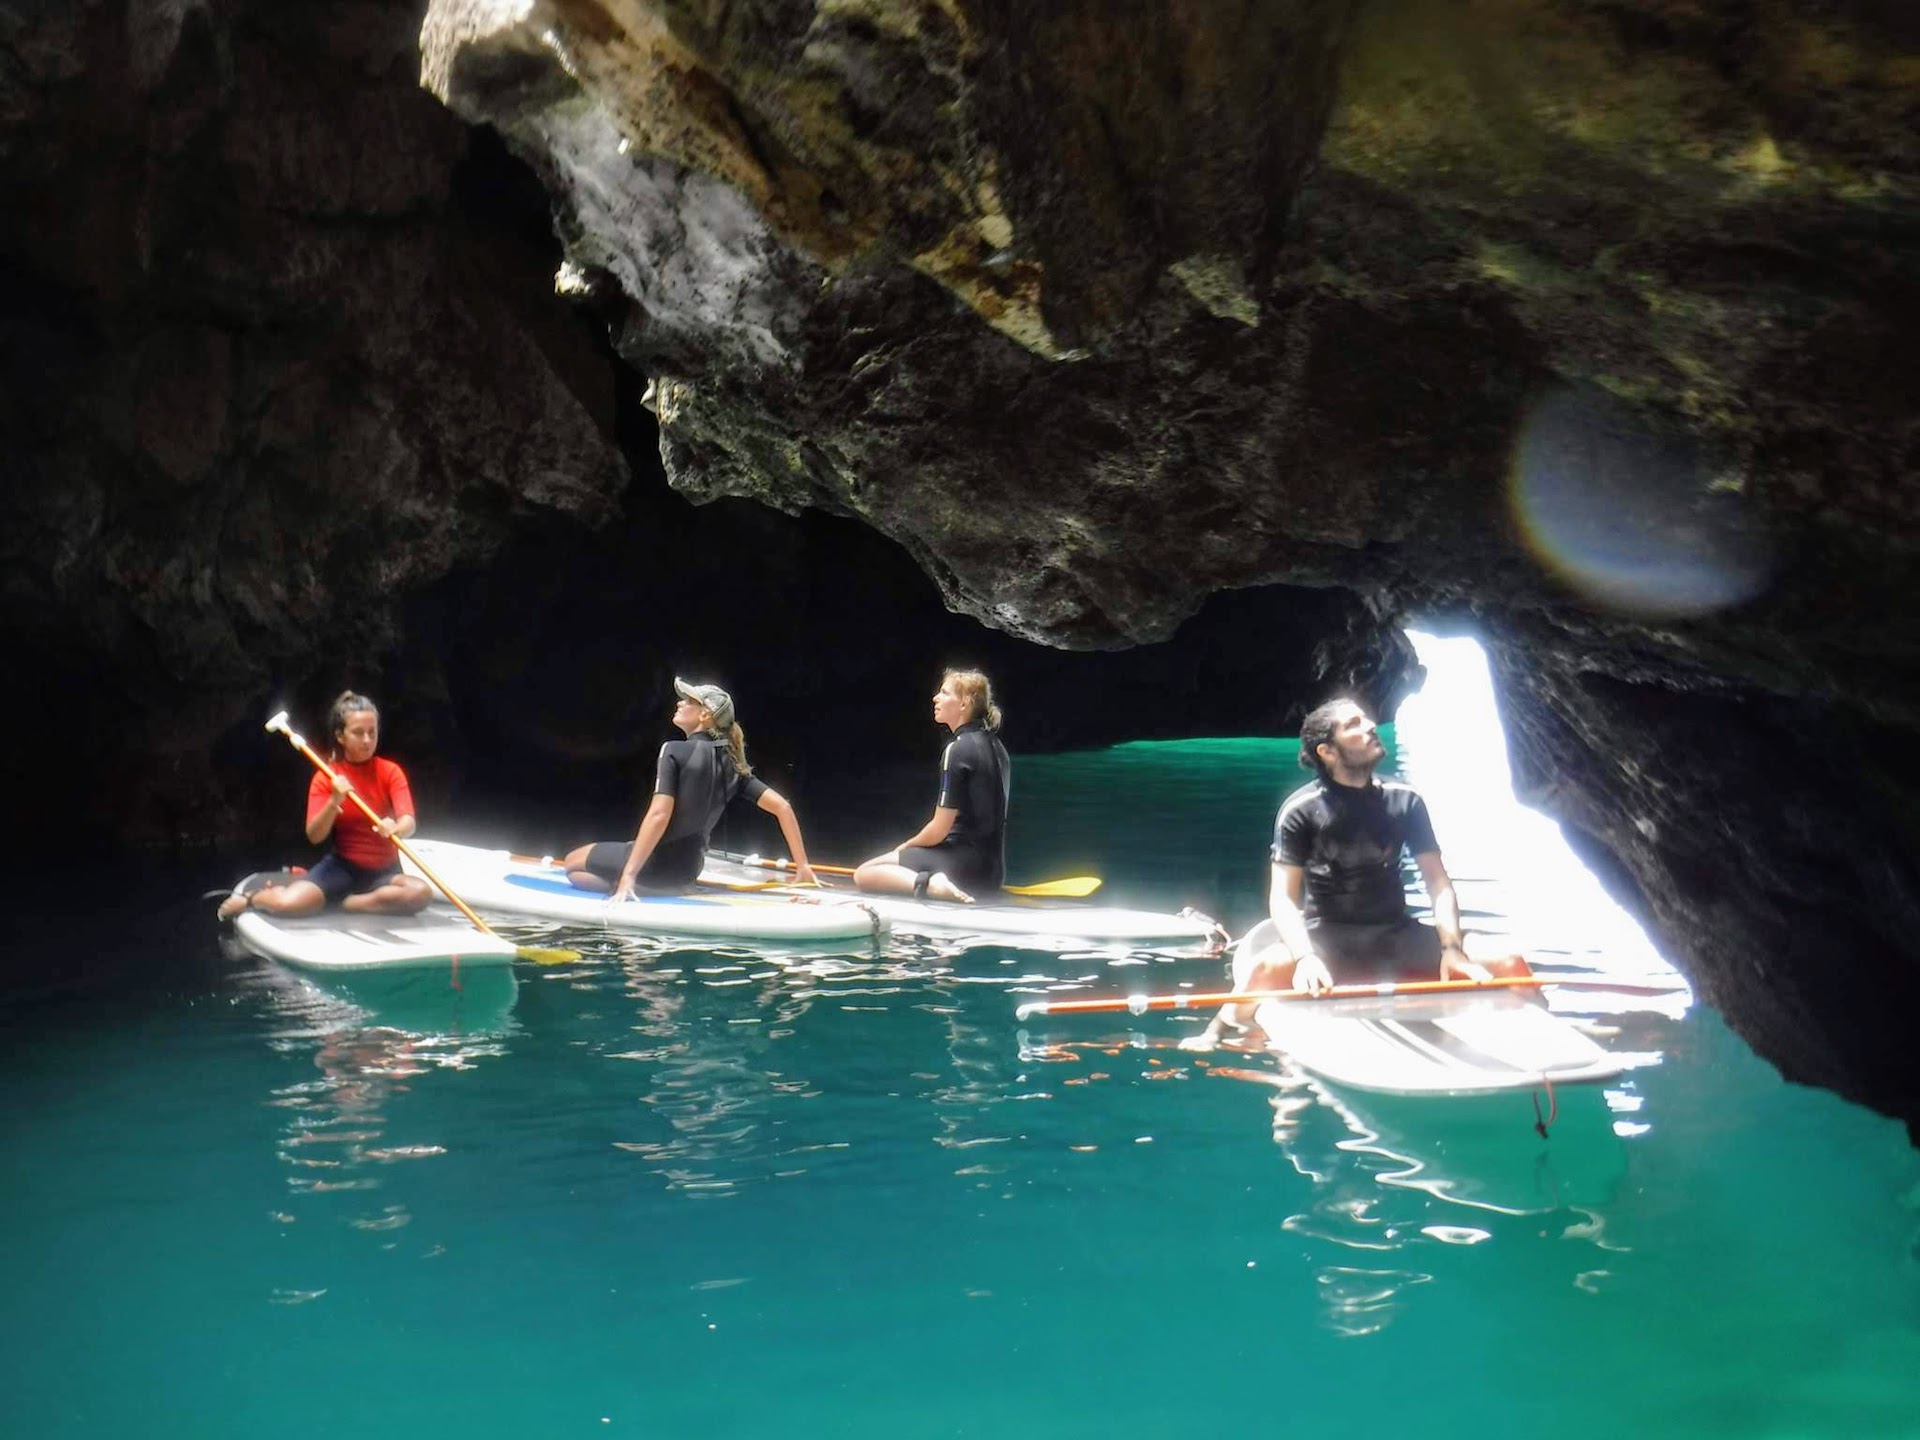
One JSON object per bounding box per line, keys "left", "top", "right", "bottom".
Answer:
{"left": 218, "top": 692, "right": 432, "bottom": 919}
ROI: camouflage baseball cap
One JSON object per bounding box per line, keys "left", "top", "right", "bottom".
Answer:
{"left": 673, "top": 677, "right": 735, "bottom": 731}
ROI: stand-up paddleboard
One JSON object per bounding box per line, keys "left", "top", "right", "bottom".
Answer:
{"left": 1240, "top": 921, "right": 1626, "bottom": 1096}
{"left": 225, "top": 872, "right": 519, "bottom": 972}
{"left": 700, "top": 853, "right": 1224, "bottom": 951}
{"left": 401, "top": 839, "right": 887, "bottom": 943}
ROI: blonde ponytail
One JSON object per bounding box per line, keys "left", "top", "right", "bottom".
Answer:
{"left": 724, "top": 721, "right": 752, "bottom": 777}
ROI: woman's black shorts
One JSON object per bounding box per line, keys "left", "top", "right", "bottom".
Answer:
{"left": 899, "top": 841, "right": 1000, "bottom": 895}
{"left": 307, "top": 852, "right": 406, "bottom": 903}
{"left": 580, "top": 835, "right": 706, "bottom": 892}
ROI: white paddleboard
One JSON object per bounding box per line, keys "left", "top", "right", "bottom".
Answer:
{"left": 402, "top": 839, "right": 887, "bottom": 943}
{"left": 1241, "top": 921, "right": 1625, "bottom": 1095}
{"left": 230, "top": 903, "right": 519, "bottom": 973}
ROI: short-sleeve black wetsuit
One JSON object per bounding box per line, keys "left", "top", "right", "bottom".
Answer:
{"left": 901, "top": 720, "right": 1010, "bottom": 892}
{"left": 1271, "top": 777, "right": 1444, "bottom": 979}
{"left": 584, "top": 733, "right": 769, "bottom": 890}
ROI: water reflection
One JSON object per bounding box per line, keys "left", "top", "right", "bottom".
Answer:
{"left": 518, "top": 929, "right": 1207, "bottom": 1212}
{"left": 563, "top": 931, "right": 953, "bottom": 1199}
{"left": 238, "top": 960, "right": 518, "bottom": 1258}
{"left": 1015, "top": 1018, "right": 1652, "bottom": 1335}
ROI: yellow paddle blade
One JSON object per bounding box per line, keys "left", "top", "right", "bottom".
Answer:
{"left": 707, "top": 864, "right": 1101, "bottom": 900}
{"left": 1005, "top": 876, "right": 1102, "bottom": 898}
{"left": 699, "top": 876, "right": 831, "bottom": 893}
{"left": 516, "top": 943, "right": 582, "bottom": 965}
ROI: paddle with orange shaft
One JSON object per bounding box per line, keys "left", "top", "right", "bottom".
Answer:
{"left": 737, "top": 853, "right": 1103, "bottom": 899}
{"left": 1014, "top": 973, "right": 1686, "bottom": 1021}
{"left": 264, "top": 712, "right": 579, "bottom": 966}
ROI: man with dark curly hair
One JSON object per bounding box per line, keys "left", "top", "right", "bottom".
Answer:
{"left": 1184, "top": 697, "right": 1524, "bottom": 1050}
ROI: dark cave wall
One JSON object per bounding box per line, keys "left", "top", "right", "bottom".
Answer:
{"left": 1, "top": 0, "right": 1414, "bottom": 854}
{"left": 1490, "top": 639, "right": 1920, "bottom": 1118}
{"left": 0, "top": 0, "right": 627, "bottom": 842}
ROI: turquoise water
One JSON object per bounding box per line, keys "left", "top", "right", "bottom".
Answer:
{"left": 5, "top": 657, "right": 1918, "bottom": 1437}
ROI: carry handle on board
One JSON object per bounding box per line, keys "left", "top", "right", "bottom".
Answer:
{"left": 262, "top": 711, "right": 578, "bottom": 967}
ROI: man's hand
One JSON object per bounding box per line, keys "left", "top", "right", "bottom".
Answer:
{"left": 612, "top": 878, "right": 637, "bottom": 903}
{"left": 794, "top": 863, "right": 827, "bottom": 886}
{"left": 1292, "top": 954, "right": 1333, "bottom": 995}
{"left": 1441, "top": 944, "right": 1490, "bottom": 983}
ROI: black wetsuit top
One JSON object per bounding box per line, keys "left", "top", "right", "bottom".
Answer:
{"left": 904, "top": 721, "right": 1010, "bottom": 890}
{"left": 1271, "top": 777, "right": 1439, "bottom": 927}
{"left": 656, "top": 733, "right": 767, "bottom": 845}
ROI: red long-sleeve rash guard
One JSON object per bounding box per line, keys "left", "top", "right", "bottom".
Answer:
{"left": 306, "top": 757, "right": 414, "bottom": 869}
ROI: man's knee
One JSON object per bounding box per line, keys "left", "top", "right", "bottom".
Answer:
{"left": 1235, "top": 955, "right": 1295, "bottom": 993}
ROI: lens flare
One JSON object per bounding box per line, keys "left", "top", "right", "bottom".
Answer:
{"left": 1509, "top": 385, "right": 1772, "bottom": 617}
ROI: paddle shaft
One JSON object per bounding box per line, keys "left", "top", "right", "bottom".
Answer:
{"left": 763, "top": 856, "right": 857, "bottom": 877}
{"left": 738, "top": 853, "right": 1101, "bottom": 898}
{"left": 271, "top": 724, "right": 498, "bottom": 940}
{"left": 1015, "top": 973, "right": 1681, "bottom": 1020}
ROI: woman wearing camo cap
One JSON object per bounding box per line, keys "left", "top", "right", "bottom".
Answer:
{"left": 561, "top": 678, "right": 823, "bottom": 899}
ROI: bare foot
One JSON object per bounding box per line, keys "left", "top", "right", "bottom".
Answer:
{"left": 926, "top": 872, "right": 975, "bottom": 904}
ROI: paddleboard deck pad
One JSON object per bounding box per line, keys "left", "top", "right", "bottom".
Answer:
{"left": 401, "top": 840, "right": 886, "bottom": 943}
{"left": 225, "top": 872, "right": 519, "bottom": 972}
{"left": 1255, "top": 991, "right": 1626, "bottom": 1095}
{"left": 1240, "top": 921, "right": 1625, "bottom": 1095}
{"left": 700, "top": 853, "right": 1224, "bottom": 951}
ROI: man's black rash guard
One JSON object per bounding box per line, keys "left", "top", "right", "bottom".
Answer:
{"left": 934, "top": 720, "right": 1011, "bottom": 887}
{"left": 1271, "top": 778, "right": 1439, "bottom": 927}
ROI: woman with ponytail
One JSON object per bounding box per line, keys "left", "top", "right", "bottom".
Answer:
{"left": 854, "top": 669, "right": 1009, "bottom": 905}
{"left": 217, "top": 691, "right": 432, "bottom": 919}
{"left": 561, "top": 678, "right": 822, "bottom": 900}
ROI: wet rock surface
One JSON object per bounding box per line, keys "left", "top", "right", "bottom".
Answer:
{"left": 1, "top": 0, "right": 627, "bottom": 841}
{"left": 3, "top": 1, "right": 1916, "bottom": 1131}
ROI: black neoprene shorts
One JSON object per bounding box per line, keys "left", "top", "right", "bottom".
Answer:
{"left": 1308, "top": 919, "right": 1444, "bottom": 982}
{"left": 581, "top": 835, "right": 705, "bottom": 891}
{"left": 899, "top": 841, "right": 999, "bottom": 894}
